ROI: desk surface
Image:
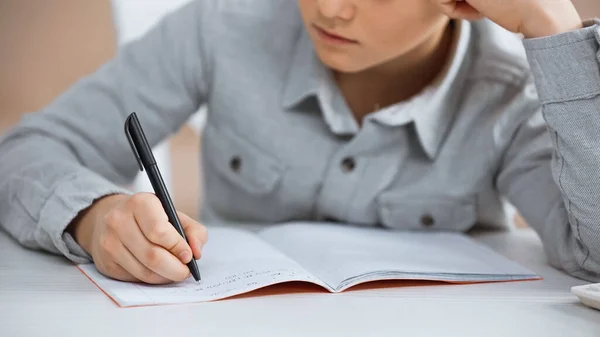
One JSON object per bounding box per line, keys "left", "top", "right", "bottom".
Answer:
{"left": 1, "top": 227, "right": 599, "bottom": 337}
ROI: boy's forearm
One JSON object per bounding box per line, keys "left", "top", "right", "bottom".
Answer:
{"left": 523, "top": 19, "right": 600, "bottom": 280}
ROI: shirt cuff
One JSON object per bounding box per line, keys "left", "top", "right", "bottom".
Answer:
{"left": 38, "top": 171, "right": 131, "bottom": 264}
{"left": 523, "top": 18, "right": 600, "bottom": 104}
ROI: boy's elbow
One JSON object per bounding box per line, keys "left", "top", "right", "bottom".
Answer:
{"left": 544, "top": 221, "right": 600, "bottom": 283}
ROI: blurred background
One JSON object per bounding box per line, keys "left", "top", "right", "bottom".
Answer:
{"left": 1, "top": 0, "right": 599, "bottom": 224}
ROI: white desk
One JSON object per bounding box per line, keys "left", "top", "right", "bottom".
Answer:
{"left": 1, "top": 227, "right": 599, "bottom": 337}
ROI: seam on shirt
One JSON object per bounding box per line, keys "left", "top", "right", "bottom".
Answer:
{"left": 2, "top": 173, "right": 43, "bottom": 227}
{"left": 36, "top": 172, "right": 79, "bottom": 231}
{"left": 38, "top": 171, "right": 128, "bottom": 263}
{"left": 579, "top": 215, "right": 590, "bottom": 268}
{"left": 14, "top": 191, "right": 39, "bottom": 225}
{"left": 525, "top": 37, "right": 596, "bottom": 51}
{"left": 32, "top": 172, "right": 80, "bottom": 259}
{"left": 12, "top": 194, "right": 37, "bottom": 242}
{"left": 539, "top": 91, "right": 600, "bottom": 105}
{"left": 550, "top": 124, "right": 591, "bottom": 269}
{"left": 551, "top": 126, "right": 577, "bottom": 265}
{"left": 553, "top": 128, "right": 570, "bottom": 233}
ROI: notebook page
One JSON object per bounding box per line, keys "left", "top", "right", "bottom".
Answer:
{"left": 78, "top": 227, "right": 325, "bottom": 307}
{"left": 259, "top": 223, "right": 539, "bottom": 291}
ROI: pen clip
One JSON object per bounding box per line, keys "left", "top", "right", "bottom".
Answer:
{"left": 124, "top": 112, "right": 144, "bottom": 172}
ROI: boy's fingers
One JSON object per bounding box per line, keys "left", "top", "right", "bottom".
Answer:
{"left": 123, "top": 228, "right": 190, "bottom": 282}
{"left": 118, "top": 212, "right": 190, "bottom": 282}
{"left": 178, "top": 211, "right": 208, "bottom": 259}
{"left": 432, "top": 0, "right": 483, "bottom": 20}
{"left": 132, "top": 194, "right": 193, "bottom": 264}
{"left": 452, "top": 2, "right": 483, "bottom": 20}
{"left": 97, "top": 239, "right": 171, "bottom": 284}
{"left": 111, "top": 242, "right": 172, "bottom": 284}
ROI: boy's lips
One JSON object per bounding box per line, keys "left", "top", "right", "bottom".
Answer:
{"left": 312, "top": 24, "right": 359, "bottom": 45}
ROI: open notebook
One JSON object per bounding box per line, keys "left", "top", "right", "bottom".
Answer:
{"left": 78, "top": 222, "right": 540, "bottom": 307}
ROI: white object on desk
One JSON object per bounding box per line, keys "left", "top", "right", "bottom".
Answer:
{"left": 2, "top": 227, "right": 599, "bottom": 337}
{"left": 572, "top": 283, "right": 600, "bottom": 311}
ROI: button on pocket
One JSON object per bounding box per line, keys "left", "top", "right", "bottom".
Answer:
{"left": 229, "top": 156, "right": 242, "bottom": 173}
{"left": 377, "top": 195, "right": 477, "bottom": 231}
{"left": 341, "top": 157, "right": 356, "bottom": 173}
{"left": 420, "top": 214, "right": 435, "bottom": 227}
{"left": 203, "top": 124, "right": 285, "bottom": 196}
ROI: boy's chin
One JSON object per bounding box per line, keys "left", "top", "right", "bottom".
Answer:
{"left": 315, "top": 51, "right": 371, "bottom": 74}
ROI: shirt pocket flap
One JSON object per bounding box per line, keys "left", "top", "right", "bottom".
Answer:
{"left": 377, "top": 195, "right": 477, "bottom": 231}
{"left": 203, "top": 124, "right": 285, "bottom": 195}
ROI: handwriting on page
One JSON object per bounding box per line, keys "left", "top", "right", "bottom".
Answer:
{"left": 131, "top": 264, "right": 316, "bottom": 302}
{"left": 78, "top": 227, "right": 324, "bottom": 307}
{"left": 161, "top": 269, "right": 306, "bottom": 295}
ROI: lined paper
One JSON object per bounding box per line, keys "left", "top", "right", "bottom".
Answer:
{"left": 79, "top": 228, "right": 325, "bottom": 307}
{"left": 78, "top": 223, "right": 540, "bottom": 307}
{"left": 259, "top": 223, "right": 540, "bottom": 290}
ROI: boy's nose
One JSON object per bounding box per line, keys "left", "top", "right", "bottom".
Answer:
{"left": 317, "top": 0, "right": 356, "bottom": 21}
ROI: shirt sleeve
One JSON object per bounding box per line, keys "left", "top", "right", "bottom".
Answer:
{"left": 0, "top": 0, "right": 212, "bottom": 264}
{"left": 496, "top": 19, "right": 600, "bottom": 282}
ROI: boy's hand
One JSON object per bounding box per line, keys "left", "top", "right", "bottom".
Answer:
{"left": 71, "top": 193, "right": 208, "bottom": 284}
{"left": 432, "top": 0, "right": 583, "bottom": 38}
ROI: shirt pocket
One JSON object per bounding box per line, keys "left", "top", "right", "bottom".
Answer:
{"left": 202, "top": 123, "right": 287, "bottom": 221}
{"left": 377, "top": 194, "right": 477, "bottom": 232}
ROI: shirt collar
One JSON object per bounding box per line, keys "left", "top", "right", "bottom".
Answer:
{"left": 408, "top": 19, "right": 473, "bottom": 159}
{"left": 282, "top": 30, "right": 321, "bottom": 109}
{"left": 282, "top": 29, "right": 360, "bottom": 134}
{"left": 282, "top": 20, "right": 473, "bottom": 159}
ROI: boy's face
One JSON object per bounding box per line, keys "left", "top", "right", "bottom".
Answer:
{"left": 297, "top": 0, "right": 449, "bottom": 73}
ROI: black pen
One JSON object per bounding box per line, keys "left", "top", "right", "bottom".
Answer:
{"left": 124, "top": 112, "right": 202, "bottom": 283}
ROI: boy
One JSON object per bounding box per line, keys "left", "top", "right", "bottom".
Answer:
{"left": 0, "top": 0, "right": 599, "bottom": 285}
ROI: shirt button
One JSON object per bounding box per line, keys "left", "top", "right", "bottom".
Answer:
{"left": 420, "top": 214, "right": 435, "bottom": 227}
{"left": 230, "top": 156, "right": 242, "bottom": 173}
{"left": 341, "top": 157, "right": 356, "bottom": 173}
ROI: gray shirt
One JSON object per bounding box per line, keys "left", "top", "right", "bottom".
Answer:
{"left": 1, "top": 0, "right": 599, "bottom": 283}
